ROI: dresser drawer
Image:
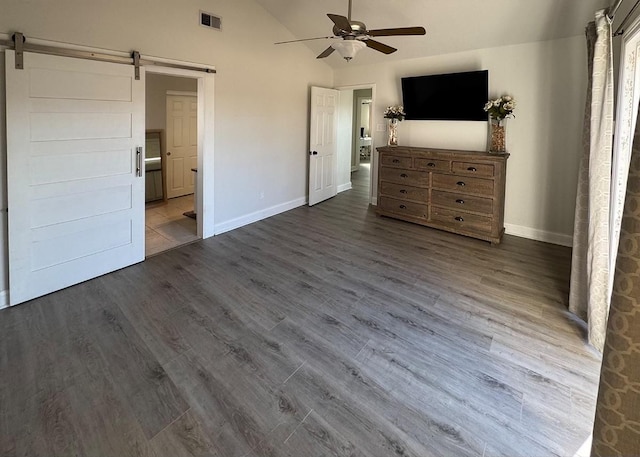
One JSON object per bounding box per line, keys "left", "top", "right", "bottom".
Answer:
{"left": 380, "top": 154, "right": 412, "bottom": 168}
{"left": 380, "top": 182, "right": 429, "bottom": 202}
{"left": 431, "top": 207, "right": 492, "bottom": 233}
{"left": 415, "top": 158, "right": 450, "bottom": 172}
{"left": 380, "top": 167, "right": 429, "bottom": 187}
{"left": 431, "top": 190, "right": 493, "bottom": 215}
{"left": 432, "top": 174, "right": 494, "bottom": 195}
{"left": 452, "top": 161, "right": 494, "bottom": 178}
{"left": 376, "top": 145, "right": 508, "bottom": 244}
{"left": 379, "top": 197, "right": 428, "bottom": 220}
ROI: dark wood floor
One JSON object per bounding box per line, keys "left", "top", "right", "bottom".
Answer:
{"left": 0, "top": 164, "right": 601, "bottom": 457}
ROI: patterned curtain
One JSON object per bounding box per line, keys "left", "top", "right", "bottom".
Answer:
{"left": 569, "top": 10, "right": 614, "bottom": 353}
{"left": 591, "top": 97, "right": 640, "bottom": 457}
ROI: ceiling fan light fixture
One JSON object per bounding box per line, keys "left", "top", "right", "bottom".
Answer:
{"left": 331, "top": 40, "right": 366, "bottom": 61}
{"left": 274, "top": 0, "right": 425, "bottom": 61}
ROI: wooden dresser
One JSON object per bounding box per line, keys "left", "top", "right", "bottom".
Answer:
{"left": 376, "top": 146, "right": 509, "bottom": 244}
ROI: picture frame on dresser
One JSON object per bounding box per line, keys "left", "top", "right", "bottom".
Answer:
{"left": 376, "top": 146, "right": 509, "bottom": 244}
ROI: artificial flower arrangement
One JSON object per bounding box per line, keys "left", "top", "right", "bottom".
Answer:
{"left": 484, "top": 95, "right": 516, "bottom": 121}
{"left": 384, "top": 105, "right": 406, "bottom": 121}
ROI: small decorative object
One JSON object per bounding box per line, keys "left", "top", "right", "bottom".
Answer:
{"left": 384, "top": 105, "right": 406, "bottom": 147}
{"left": 489, "top": 118, "right": 506, "bottom": 153}
{"left": 484, "top": 95, "right": 515, "bottom": 153}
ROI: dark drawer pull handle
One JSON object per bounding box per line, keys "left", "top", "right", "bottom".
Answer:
{"left": 392, "top": 159, "right": 400, "bottom": 163}
{"left": 455, "top": 216, "right": 464, "bottom": 222}
{"left": 400, "top": 173, "right": 408, "bottom": 178}
{"left": 400, "top": 189, "right": 408, "bottom": 194}
{"left": 456, "top": 199, "right": 465, "bottom": 204}
{"left": 427, "top": 162, "right": 436, "bottom": 167}
{"left": 399, "top": 205, "right": 407, "bottom": 209}
{"left": 456, "top": 181, "right": 466, "bottom": 186}
{"left": 467, "top": 167, "right": 477, "bottom": 172}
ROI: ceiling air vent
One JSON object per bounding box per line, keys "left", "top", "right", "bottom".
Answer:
{"left": 200, "top": 11, "right": 222, "bottom": 30}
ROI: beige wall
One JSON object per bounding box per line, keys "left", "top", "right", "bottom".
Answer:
{"left": 0, "top": 0, "right": 333, "bottom": 300}
{"left": 335, "top": 36, "right": 587, "bottom": 244}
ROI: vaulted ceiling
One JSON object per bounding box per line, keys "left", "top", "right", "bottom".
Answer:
{"left": 256, "top": 0, "right": 612, "bottom": 68}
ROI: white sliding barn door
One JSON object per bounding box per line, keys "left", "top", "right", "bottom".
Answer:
{"left": 5, "top": 50, "right": 145, "bottom": 305}
{"left": 308, "top": 86, "right": 338, "bottom": 206}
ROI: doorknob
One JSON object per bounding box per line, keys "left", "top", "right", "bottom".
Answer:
{"left": 309, "top": 151, "right": 318, "bottom": 155}
{"left": 167, "top": 151, "right": 172, "bottom": 156}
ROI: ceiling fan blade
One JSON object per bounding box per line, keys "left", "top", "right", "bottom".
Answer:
{"left": 327, "top": 14, "right": 353, "bottom": 32}
{"left": 368, "top": 26, "right": 426, "bottom": 37}
{"left": 365, "top": 39, "right": 397, "bottom": 55}
{"left": 317, "top": 46, "right": 336, "bottom": 59}
{"left": 275, "top": 36, "right": 334, "bottom": 45}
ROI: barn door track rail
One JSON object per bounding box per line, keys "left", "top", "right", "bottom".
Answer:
{"left": 0, "top": 32, "right": 216, "bottom": 78}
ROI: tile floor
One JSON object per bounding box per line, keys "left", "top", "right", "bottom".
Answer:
{"left": 145, "top": 194, "right": 198, "bottom": 256}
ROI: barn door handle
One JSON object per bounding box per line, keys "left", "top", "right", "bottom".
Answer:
{"left": 136, "top": 147, "right": 143, "bottom": 177}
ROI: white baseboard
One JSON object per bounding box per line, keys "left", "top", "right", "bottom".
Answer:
{"left": 337, "top": 182, "right": 352, "bottom": 193}
{"left": 214, "top": 197, "right": 307, "bottom": 235}
{"left": 0, "top": 290, "right": 9, "bottom": 309}
{"left": 504, "top": 223, "right": 573, "bottom": 247}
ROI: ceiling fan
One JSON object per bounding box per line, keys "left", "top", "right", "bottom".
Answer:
{"left": 275, "top": 0, "right": 426, "bottom": 61}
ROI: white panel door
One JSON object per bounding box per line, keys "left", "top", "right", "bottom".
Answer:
{"left": 5, "top": 50, "right": 145, "bottom": 305}
{"left": 166, "top": 94, "right": 197, "bottom": 199}
{"left": 309, "top": 86, "right": 338, "bottom": 206}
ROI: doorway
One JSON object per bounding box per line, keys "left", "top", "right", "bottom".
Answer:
{"left": 352, "top": 90, "right": 373, "bottom": 170}
{"left": 142, "top": 63, "right": 215, "bottom": 255}
{"left": 352, "top": 89, "right": 373, "bottom": 194}
{"left": 145, "top": 74, "right": 199, "bottom": 256}
{"left": 337, "top": 85, "right": 375, "bottom": 203}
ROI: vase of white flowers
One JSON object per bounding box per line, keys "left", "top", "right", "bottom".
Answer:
{"left": 384, "top": 105, "right": 405, "bottom": 146}
{"left": 484, "top": 95, "right": 515, "bottom": 153}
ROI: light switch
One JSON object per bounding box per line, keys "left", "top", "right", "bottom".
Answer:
{"left": 376, "top": 124, "right": 386, "bottom": 132}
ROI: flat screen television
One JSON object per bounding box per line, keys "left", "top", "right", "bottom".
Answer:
{"left": 401, "top": 70, "right": 488, "bottom": 121}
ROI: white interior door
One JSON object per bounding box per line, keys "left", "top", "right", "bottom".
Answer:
{"left": 5, "top": 50, "right": 145, "bottom": 306}
{"left": 166, "top": 94, "right": 197, "bottom": 199}
{"left": 309, "top": 86, "right": 338, "bottom": 206}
